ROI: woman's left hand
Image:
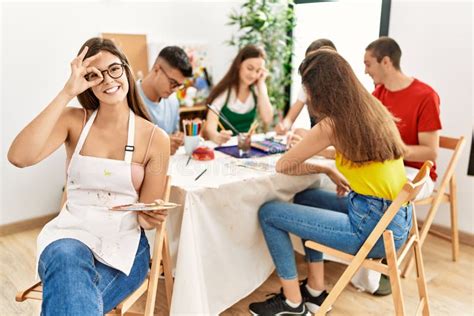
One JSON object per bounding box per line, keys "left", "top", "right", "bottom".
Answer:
{"left": 327, "top": 168, "right": 351, "bottom": 196}
{"left": 256, "top": 68, "right": 269, "bottom": 87}
{"left": 137, "top": 209, "right": 168, "bottom": 230}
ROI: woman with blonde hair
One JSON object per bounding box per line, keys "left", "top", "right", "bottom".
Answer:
{"left": 249, "top": 49, "right": 410, "bottom": 315}
{"left": 8, "top": 37, "right": 170, "bottom": 315}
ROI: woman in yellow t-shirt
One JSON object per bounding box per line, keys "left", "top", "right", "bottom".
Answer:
{"left": 249, "top": 49, "right": 410, "bottom": 315}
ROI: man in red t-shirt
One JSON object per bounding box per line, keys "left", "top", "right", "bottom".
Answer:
{"left": 364, "top": 36, "right": 441, "bottom": 198}
{"left": 363, "top": 36, "right": 441, "bottom": 296}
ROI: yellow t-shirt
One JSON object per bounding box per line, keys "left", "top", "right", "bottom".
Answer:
{"left": 335, "top": 152, "right": 407, "bottom": 200}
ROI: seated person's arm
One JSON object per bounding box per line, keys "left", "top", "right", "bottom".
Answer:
{"left": 276, "top": 118, "right": 350, "bottom": 194}
{"left": 287, "top": 127, "right": 335, "bottom": 159}
{"left": 277, "top": 119, "right": 333, "bottom": 175}
{"left": 137, "top": 128, "right": 171, "bottom": 230}
{"left": 168, "top": 100, "right": 184, "bottom": 155}
{"left": 275, "top": 100, "right": 304, "bottom": 135}
{"left": 203, "top": 110, "right": 232, "bottom": 145}
{"left": 9, "top": 96, "right": 77, "bottom": 167}
{"left": 255, "top": 69, "right": 274, "bottom": 125}
{"left": 317, "top": 147, "right": 336, "bottom": 159}
{"left": 404, "top": 130, "right": 439, "bottom": 162}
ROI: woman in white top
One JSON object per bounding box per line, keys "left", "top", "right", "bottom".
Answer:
{"left": 275, "top": 39, "right": 337, "bottom": 141}
{"left": 8, "top": 37, "right": 170, "bottom": 315}
{"left": 204, "top": 45, "right": 273, "bottom": 145}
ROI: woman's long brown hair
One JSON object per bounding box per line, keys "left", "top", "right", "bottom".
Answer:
{"left": 299, "top": 49, "right": 406, "bottom": 165}
{"left": 76, "top": 37, "right": 151, "bottom": 121}
{"left": 206, "top": 45, "right": 266, "bottom": 104}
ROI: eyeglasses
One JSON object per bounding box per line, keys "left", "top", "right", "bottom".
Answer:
{"left": 160, "top": 67, "right": 185, "bottom": 90}
{"left": 85, "top": 63, "right": 126, "bottom": 82}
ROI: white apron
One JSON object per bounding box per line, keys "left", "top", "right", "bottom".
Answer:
{"left": 37, "top": 109, "right": 141, "bottom": 276}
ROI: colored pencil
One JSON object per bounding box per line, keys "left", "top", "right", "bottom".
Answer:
{"left": 194, "top": 168, "right": 207, "bottom": 181}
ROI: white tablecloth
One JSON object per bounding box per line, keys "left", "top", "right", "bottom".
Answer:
{"left": 165, "top": 136, "right": 334, "bottom": 315}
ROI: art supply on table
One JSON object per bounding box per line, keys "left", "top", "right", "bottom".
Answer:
{"left": 192, "top": 146, "right": 215, "bottom": 161}
{"left": 235, "top": 160, "right": 275, "bottom": 172}
{"left": 110, "top": 200, "right": 180, "bottom": 212}
{"left": 251, "top": 139, "right": 287, "bottom": 154}
{"left": 194, "top": 168, "right": 208, "bottom": 181}
{"left": 215, "top": 145, "right": 267, "bottom": 159}
{"left": 247, "top": 121, "right": 259, "bottom": 136}
{"left": 184, "top": 135, "right": 200, "bottom": 155}
{"left": 183, "top": 119, "right": 203, "bottom": 155}
{"left": 237, "top": 133, "right": 252, "bottom": 157}
{"left": 182, "top": 118, "right": 203, "bottom": 136}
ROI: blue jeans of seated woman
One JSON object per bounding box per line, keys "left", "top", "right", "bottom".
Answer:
{"left": 38, "top": 230, "right": 150, "bottom": 315}
{"left": 258, "top": 189, "right": 412, "bottom": 280}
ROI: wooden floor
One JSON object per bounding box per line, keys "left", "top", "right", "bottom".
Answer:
{"left": 1, "top": 228, "right": 473, "bottom": 315}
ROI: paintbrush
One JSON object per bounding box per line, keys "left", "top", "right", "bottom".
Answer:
{"left": 247, "top": 121, "right": 259, "bottom": 136}
{"left": 206, "top": 104, "right": 240, "bottom": 135}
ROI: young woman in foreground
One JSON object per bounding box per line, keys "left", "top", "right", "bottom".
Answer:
{"left": 8, "top": 37, "right": 170, "bottom": 315}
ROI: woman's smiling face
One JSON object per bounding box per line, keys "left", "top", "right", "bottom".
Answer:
{"left": 89, "top": 51, "right": 129, "bottom": 105}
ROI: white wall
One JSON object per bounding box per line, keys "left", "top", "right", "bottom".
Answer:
{"left": 0, "top": 3, "right": 3, "bottom": 223}
{"left": 292, "top": 0, "right": 383, "bottom": 129}
{"left": 1, "top": 0, "right": 242, "bottom": 225}
{"left": 2, "top": 0, "right": 473, "bottom": 235}
{"left": 390, "top": 0, "right": 473, "bottom": 234}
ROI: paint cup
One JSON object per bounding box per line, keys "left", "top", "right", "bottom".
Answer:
{"left": 237, "top": 133, "right": 251, "bottom": 157}
{"left": 184, "top": 135, "right": 200, "bottom": 155}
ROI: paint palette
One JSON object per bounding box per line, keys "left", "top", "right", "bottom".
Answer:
{"left": 110, "top": 200, "right": 180, "bottom": 212}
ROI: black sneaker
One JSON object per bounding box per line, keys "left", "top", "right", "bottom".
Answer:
{"left": 299, "top": 279, "right": 331, "bottom": 313}
{"left": 249, "top": 291, "right": 310, "bottom": 316}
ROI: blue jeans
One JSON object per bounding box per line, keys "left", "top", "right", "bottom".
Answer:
{"left": 259, "top": 189, "right": 412, "bottom": 279}
{"left": 38, "top": 230, "right": 150, "bottom": 315}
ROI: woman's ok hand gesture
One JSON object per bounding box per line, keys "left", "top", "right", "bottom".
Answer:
{"left": 63, "top": 46, "right": 104, "bottom": 98}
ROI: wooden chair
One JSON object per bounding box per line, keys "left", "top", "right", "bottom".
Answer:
{"left": 402, "top": 136, "right": 465, "bottom": 278}
{"left": 16, "top": 176, "right": 174, "bottom": 316}
{"left": 305, "top": 161, "right": 433, "bottom": 316}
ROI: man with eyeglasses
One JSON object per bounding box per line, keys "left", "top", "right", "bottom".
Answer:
{"left": 137, "top": 46, "right": 193, "bottom": 155}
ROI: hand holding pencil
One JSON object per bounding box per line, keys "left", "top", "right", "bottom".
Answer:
{"left": 216, "top": 117, "right": 233, "bottom": 144}
{"left": 206, "top": 104, "right": 234, "bottom": 145}
{"left": 216, "top": 130, "right": 233, "bottom": 145}
{"left": 275, "top": 110, "right": 290, "bottom": 135}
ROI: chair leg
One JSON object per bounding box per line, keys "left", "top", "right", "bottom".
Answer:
{"left": 401, "top": 252, "right": 415, "bottom": 278}
{"left": 419, "top": 200, "right": 442, "bottom": 246}
{"left": 383, "top": 231, "right": 406, "bottom": 316}
{"left": 144, "top": 225, "right": 166, "bottom": 316}
{"left": 162, "top": 229, "right": 174, "bottom": 309}
{"left": 412, "top": 214, "right": 431, "bottom": 316}
{"left": 449, "top": 176, "right": 459, "bottom": 261}
{"left": 401, "top": 206, "right": 423, "bottom": 278}
{"left": 314, "top": 249, "right": 376, "bottom": 315}
{"left": 400, "top": 215, "right": 418, "bottom": 278}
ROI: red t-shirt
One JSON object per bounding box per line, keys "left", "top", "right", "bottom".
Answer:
{"left": 373, "top": 79, "right": 442, "bottom": 181}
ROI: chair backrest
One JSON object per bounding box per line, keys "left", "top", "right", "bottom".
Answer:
{"left": 407, "top": 161, "right": 434, "bottom": 202}
{"left": 358, "top": 161, "right": 433, "bottom": 255}
{"left": 436, "top": 136, "right": 466, "bottom": 192}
